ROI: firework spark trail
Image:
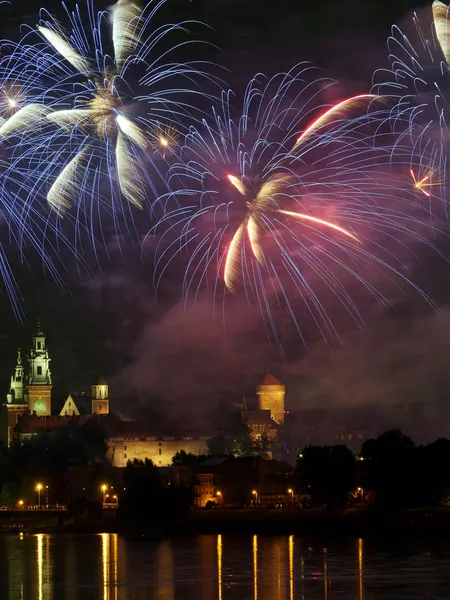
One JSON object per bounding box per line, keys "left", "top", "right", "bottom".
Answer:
{"left": 0, "top": 17, "right": 99, "bottom": 319}
{"left": 372, "top": 0, "right": 450, "bottom": 209}
{"left": 0, "top": 0, "right": 220, "bottom": 256}
{"left": 151, "top": 64, "right": 441, "bottom": 351}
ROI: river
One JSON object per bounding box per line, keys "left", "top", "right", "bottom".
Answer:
{"left": 1, "top": 533, "right": 450, "bottom": 599}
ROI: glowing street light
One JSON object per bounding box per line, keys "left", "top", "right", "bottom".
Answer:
{"left": 100, "top": 484, "right": 107, "bottom": 505}
{"left": 357, "top": 487, "right": 364, "bottom": 502}
{"left": 35, "top": 483, "right": 43, "bottom": 508}
{"left": 252, "top": 489, "right": 258, "bottom": 505}
{"left": 216, "top": 490, "right": 222, "bottom": 505}
{"left": 288, "top": 488, "right": 294, "bottom": 505}
{"left": 17, "top": 500, "right": 24, "bottom": 508}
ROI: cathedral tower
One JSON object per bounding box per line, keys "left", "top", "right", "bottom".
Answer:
{"left": 6, "top": 349, "right": 28, "bottom": 446}
{"left": 91, "top": 376, "right": 109, "bottom": 415}
{"left": 27, "top": 319, "right": 52, "bottom": 416}
{"left": 257, "top": 369, "right": 285, "bottom": 425}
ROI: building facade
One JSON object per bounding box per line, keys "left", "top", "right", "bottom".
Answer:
{"left": 256, "top": 370, "right": 285, "bottom": 425}
{"left": 107, "top": 436, "right": 209, "bottom": 468}
{"left": 5, "top": 320, "right": 110, "bottom": 446}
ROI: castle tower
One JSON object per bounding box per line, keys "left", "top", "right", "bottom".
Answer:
{"left": 6, "top": 349, "right": 28, "bottom": 446}
{"left": 91, "top": 376, "right": 109, "bottom": 415}
{"left": 27, "top": 318, "right": 52, "bottom": 416}
{"left": 256, "top": 369, "right": 285, "bottom": 425}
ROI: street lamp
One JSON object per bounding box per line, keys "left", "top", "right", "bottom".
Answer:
{"left": 252, "top": 489, "right": 258, "bottom": 505}
{"left": 288, "top": 488, "right": 294, "bottom": 505}
{"left": 357, "top": 487, "right": 364, "bottom": 502}
{"left": 45, "top": 485, "right": 49, "bottom": 506}
{"left": 35, "top": 483, "right": 43, "bottom": 508}
{"left": 216, "top": 490, "right": 222, "bottom": 505}
{"left": 100, "top": 484, "right": 107, "bottom": 505}
{"left": 18, "top": 500, "right": 24, "bottom": 508}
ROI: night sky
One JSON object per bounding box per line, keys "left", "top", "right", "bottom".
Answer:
{"left": 0, "top": 0, "right": 447, "bottom": 432}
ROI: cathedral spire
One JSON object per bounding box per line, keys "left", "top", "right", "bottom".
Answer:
{"left": 36, "top": 317, "right": 43, "bottom": 335}
{"left": 6, "top": 347, "right": 25, "bottom": 405}
{"left": 27, "top": 323, "right": 52, "bottom": 416}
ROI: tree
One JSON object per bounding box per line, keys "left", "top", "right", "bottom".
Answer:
{"left": 120, "top": 458, "right": 189, "bottom": 522}
{"left": 421, "top": 438, "right": 450, "bottom": 505}
{"left": 172, "top": 450, "right": 206, "bottom": 466}
{"left": 207, "top": 426, "right": 270, "bottom": 458}
{"left": 360, "top": 429, "right": 416, "bottom": 508}
{"left": 297, "top": 445, "right": 356, "bottom": 509}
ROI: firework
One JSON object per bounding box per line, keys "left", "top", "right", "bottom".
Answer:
{"left": 5, "top": 0, "right": 217, "bottom": 218}
{"left": 373, "top": 0, "right": 450, "bottom": 206}
{"left": 153, "top": 65, "right": 436, "bottom": 350}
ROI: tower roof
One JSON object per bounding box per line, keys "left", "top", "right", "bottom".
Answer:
{"left": 258, "top": 371, "right": 284, "bottom": 387}
{"left": 35, "top": 317, "right": 44, "bottom": 335}
{"left": 96, "top": 375, "right": 107, "bottom": 385}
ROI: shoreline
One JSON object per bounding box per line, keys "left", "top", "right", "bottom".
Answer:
{"left": 19, "top": 507, "right": 450, "bottom": 538}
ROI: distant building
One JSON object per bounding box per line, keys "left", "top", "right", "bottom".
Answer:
{"left": 257, "top": 370, "right": 285, "bottom": 425}
{"left": 107, "top": 434, "right": 208, "bottom": 468}
{"left": 4, "top": 319, "right": 109, "bottom": 447}
{"left": 240, "top": 370, "right": 285, "bottom": 446}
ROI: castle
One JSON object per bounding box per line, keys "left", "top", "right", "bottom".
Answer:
{"left": 4, "top": 320, "right": 287, "bottom": 463}
{"left": 5, "top": 319, "right": 109, "bottom": 446}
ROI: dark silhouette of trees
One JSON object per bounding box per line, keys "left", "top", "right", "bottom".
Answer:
{"left": 172, "top": 450, "right": 206, "bottom": 466}
{"left": 360, "top": 429, "right": 417, "bottom": 507}
{"left": 119, "top": 458, "right": 189, "bottom": 522}
{"left": 360, "top": 429, "right": 450, "bottom": 508}
{"left": 207, "top": 425, "right": 273, "bottom": 458}
{"left": 297, "top": 445, "right": 356, "bottom": 509}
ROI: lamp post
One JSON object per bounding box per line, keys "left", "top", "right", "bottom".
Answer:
{"left": 252, "top": 489, "right": 258, "bottom": 505}
{"left": 18, "top": 500, "right": 24, "bottom": 508}
{"left": 288, "top": 488, "right": 294, "bottom": 506}
{"left": 35, "top": 483, "right": 43, "bottom": 508}
{"left": 45, "top": 485, "right": 49, "bottom": 506}
{"left": 100, "top": 484, "right": 107, "bottom": 506}
{"left": 357, "top": 487, "right": 364, "bottom": 503}
{"left": 216, "top": 490, "right": 222, "bottom": 505}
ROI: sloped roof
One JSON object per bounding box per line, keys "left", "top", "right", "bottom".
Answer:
{"left": 258, "top": 371, "right": 284, "bottom": 387}
{"left": 54, "top": 394, "right": 92, "bottom": 416}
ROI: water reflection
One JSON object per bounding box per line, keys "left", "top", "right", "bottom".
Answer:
{"left": 253, "top": 535, "right": 258, "bottom": 600}
{"left": 157, "top": 540, "right": 175, "bottom": 600}
{"left": 101, "top": 533, "right": 118, "bottom": 600}
{"left": 358, "top": 538, "right": 363, "bottom": 600}
{"left": 36, "top": 534, "right": 51, "bottom": 600}
{"left": 217, "top": 534, "right": 223, "bottom": 600}
{"left": 5, "top": 530, "right": 450, "bottom": 598}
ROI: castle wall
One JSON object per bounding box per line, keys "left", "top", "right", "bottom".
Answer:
{"left": 107, "top": 437, "right": 209, "bottom": 468}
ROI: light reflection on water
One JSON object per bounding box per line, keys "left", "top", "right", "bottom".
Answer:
{"left": 1, "top": 533, "right": 450, "bottom": 598}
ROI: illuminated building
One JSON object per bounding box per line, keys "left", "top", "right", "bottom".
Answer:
{"left": 27, "top": 319, "right": 52, "bottom": 417}
{"left": 256, "top": 370, "right": 285, "bottom": 425}
{"left": 4, "top": 319, "right": 109, "bottom": 447}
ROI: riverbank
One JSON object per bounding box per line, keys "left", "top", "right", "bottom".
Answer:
{"left": 29, "top": 506, "right": 450, "bottom": 538}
